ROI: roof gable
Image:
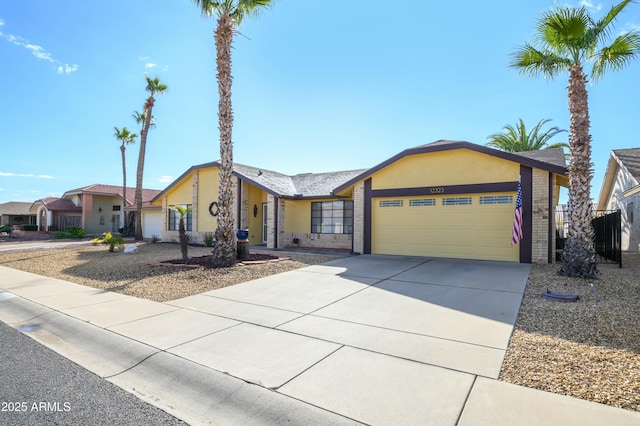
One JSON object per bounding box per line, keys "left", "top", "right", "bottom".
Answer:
{"left": 597, "top": 148, "right": 640, "bottom": 208}
{"left": 334, "top": 140, "right": 568, "bottom": 194}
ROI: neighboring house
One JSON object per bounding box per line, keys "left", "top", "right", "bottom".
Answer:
{"left": 597, "top": 148, "right": 640, "bottom": 253}
{"left": 153, "top": 140, "right": 568, "bottom": 263}
{"left": 0, "top": 202, "right": 37, "bottom": 227}
{"left": 30, "top": 184, "right": 161, "bottom": 237}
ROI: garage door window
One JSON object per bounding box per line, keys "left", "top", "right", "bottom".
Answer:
{"left": 479, "top": 195, "right": 513, "bottom": 205}
{"left": 168, "top": 204, "right": 193, "bottom": 231}
{"left": 409, "top": 198, "right": 435, "bottom": 207}
{"left": 311, "top": 201, "right": 353, "bottom": 234}
{"left": 442, "top": 197, "right": 472, "bottom": 206}
{"left": 379, "top": 200, "right": 403, "bottom": 207}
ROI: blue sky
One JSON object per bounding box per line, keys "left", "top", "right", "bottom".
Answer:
{"left": 0, "top": 0, "right": 638, "bottom": 206}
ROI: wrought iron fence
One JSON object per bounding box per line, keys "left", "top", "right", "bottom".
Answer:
{"left": 555, "top": 207, "right": 622, "bottom": 267}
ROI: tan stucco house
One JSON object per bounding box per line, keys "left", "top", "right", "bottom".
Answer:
{"left": 0, "top": 202, "right": 37, "bottom": 227}
{"left": 153, "top": 140, "right": 568, "bottom": 264}
{"left": 30, "top": 184, "right": 161, "bottom": 237}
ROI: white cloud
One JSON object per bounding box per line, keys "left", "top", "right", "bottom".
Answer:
{"left": 158, "top": 176, "right": 173, "bottom": 184}
{"left": 579, "top": 1, "right": 602, "bottom": 12}
{"left": 145, "top": 62, "right": 157, "bottom": 69}
{"left": 0, "top": 172, "right": 53, "bottom": 179}
{"left": 0, "top": 19, "right": 76, "bottom": 74}
{"left": 57, "top": 64, "right": 78, "bottom": 74}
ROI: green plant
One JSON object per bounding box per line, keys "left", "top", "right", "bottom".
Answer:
{"left": 92, "top": 232, "right": 124, "bottom": 252}
{"left": 171, "top": 205, "right": 193, "bottom": 262}
{"left": 19, "top": 224, "right": 38, "bottom": 231}
{"left": 203, "top": 232, "right": 214, "bottom": 247}
{"left": 67, "top": 226, "right": 86, "bottom": 238}
{"left": 54, "top": 231, "right": 67, "bottom": 239}
{"left": 151, "top": 234, "right": 160, "bottom": 243}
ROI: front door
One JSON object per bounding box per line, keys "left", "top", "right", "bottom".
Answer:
{"left": 262, "top": 203, "right": 268, "bottom": 244}
{"left": 112, "top": 214, "right": 121, "bottom": 233}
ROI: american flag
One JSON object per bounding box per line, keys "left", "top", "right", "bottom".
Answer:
{"left": 512, "top": 180, "right": 523, "bottom": 245}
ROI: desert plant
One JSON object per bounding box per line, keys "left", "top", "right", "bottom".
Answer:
{"left": 67, "top": 226, "right": 86, "bottom": 238}
{"left": 151, "top": 234, "right": 160, "bottom": 243}
{"left": 92, "top": 232, "right": 124, "bottom": 252}
{"left": 171, "top": 205, "right": 193, "bottom": 262}
{"left": 203, "top": 232, "right": 215, "bottom": 247}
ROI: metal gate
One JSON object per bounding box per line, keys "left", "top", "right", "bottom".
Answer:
{"left": 592, "top": 210, "right": 622, "bottom": 267}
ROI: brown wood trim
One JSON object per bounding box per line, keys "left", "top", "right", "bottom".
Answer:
{"left": 520, "top": 166, "right": 532, "bottom": 263}
{"left": 364, "top": 179, "right": 372, "bottom": 254}
{"left": 370, "top": 181, "right": 517, "bottom": 198}
{"left": 548, "top": 172, "right": 553, "bottom": 263}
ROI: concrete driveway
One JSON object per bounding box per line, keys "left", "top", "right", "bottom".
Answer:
{"left": 162, "top": 255, "right": 530, "bottom": 424}
{"left": 5, "top": 254, "right": 637, "bottom": 425}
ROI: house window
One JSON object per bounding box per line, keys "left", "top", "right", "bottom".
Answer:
{"left": 168, "top": 204, "right": 193, "bottom": 231}
{"left": 379, "top": 200, "right": 403, "bottom": 207}
{"left": 442, "top": 197, "right": 472, "bottom": 206}
{"left": 311, "top": 201, "right": 353, "bottom": 234}
{"left": 479, "top": 195, "right": 513, "bottom": 205}
{"left": 112, "top": 205, "right": 121, "bottom": 211}
{"left": 409, "top": 198, "right": 435, "bottom": 207}
{"left": 627, "top": 202, "right": 634, "bottom": 225}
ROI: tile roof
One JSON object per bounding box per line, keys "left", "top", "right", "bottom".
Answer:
{"left": 613, "top": 148, "right": 640, "bottom": 181}
{"left": 32, "top": 197, "right": 82, "bottom": 212}
{"left": 63, "top": 184, "right": 161, "bottom": 206}
{"left": 0, "top": 202, "right": 34, "bottom": 216}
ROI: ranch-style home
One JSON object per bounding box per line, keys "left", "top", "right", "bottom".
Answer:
{"left": 30, "top": 184, "right": 162, "bottom": 237}
{"left": 597, "top": 148, "right": 640, "bottom": 253}
{"left": 153, "top": 140, "right": 568, "bottom": 264}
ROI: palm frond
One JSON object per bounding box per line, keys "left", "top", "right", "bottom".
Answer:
{"left": 510, "top": 45, "right": 571, "bottom": 78}
{"left": 592, "top": 32, "right": 640, "bottom": 80}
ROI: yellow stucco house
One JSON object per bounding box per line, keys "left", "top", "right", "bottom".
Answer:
{"left": 152, "top": 140, "right": 568, "bottom": 263}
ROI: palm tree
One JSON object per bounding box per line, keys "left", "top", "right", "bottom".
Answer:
{"left": 487, "top": 119, "right": 567, "bottom": 153}
{"left": 171, "top": 205, "right": 193, "bottom": 262}
{"left": 511, "top": 1, "right": 640, "bottom": 278}
{"left": 133, "top": 76, "right": 167, "bottom": 241}
{"left": 113, "top": 126, "right": 137, "bottom": 232}
{"left": 192, "top": 0, "right": 274, "bottom": 267}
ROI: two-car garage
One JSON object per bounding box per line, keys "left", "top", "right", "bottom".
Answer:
{"left": 334, "top": 141, "right": 569, "bottom": 264}
{"left": 371, "top": 193, "right": 519, "bottom": 262}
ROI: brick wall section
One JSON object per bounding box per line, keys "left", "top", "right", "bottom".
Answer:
{"left": 531, "top": 169, "right": 553, "bottom": 263}
{"left": 352, "top": 181, "right": 365, "bottom": 254}
{"left": 192, "top": 171, "right": 199, "bottom": 232}
{"left": 266, "top": 194, "right": 275, "bottom": 248}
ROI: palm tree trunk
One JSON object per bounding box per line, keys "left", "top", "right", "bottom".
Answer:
{"left": 120, "top": 144, "right": 127, "bottom": 233}
{"left": 134, "top": 100, "right": 153, "bottom": 241}
{"left": 179, "top": 217, "right": 188, "bottom": 262}
{"left": 212, "top": 14, "right": 237, "bottom": 267}
{"left": 559, "top": 64, "right": 598, "bottom": 278}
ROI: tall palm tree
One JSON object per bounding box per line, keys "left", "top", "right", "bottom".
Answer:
{"left": 487, "top": 119, "right": 567, "bottom": 153}
{"left": 192, "top": 0, "right": 274, "bottom": 267}
{"left": 113, "top": 126, "right": 137, "bottom": 232}
{"left": 511, "top": 1, "right": 640, "bottom": 278}
{"left": 133, "top": 76, "right": 167, "bottom": 241}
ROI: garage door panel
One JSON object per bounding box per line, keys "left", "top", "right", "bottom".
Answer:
{"left": 372, "top": 195, "right": 518, "bottom": 262}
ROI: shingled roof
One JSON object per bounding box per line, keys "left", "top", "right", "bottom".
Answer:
{"left": 0, "top": 202, "right": 34, "bottom": 216}
{"left": 613, "top": 148, "right": 640, "bottom": 181}
{"left": 154, "top": 162, "right": 367, "bottom": 202}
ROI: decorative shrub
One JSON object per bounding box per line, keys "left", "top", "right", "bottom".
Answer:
{"left": 151, "top": 234, "right": 160, "bottom": 243}
{"left": 92, "top": 232, "right": 124, "bottom": 252}
{"left": 203, "top": 232, "right": 214, "bottom": 247}
{"left": 19, "top": 224, "right": 38, "bottom": 231}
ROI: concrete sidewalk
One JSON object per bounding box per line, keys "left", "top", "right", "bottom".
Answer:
{"left": 1, "top": 256, "right": 639, "bottom": 425}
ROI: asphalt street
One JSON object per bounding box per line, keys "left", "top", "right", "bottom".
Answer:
{"left": 0, "top": 320, "right": 185, "bottom": 426}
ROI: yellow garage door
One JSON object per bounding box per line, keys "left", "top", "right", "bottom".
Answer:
{"left": 372, "top": 194, "right": 519, "bottom": 261}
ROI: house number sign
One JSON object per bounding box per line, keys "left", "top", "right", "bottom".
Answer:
{"left": 430, "top": 187, "right": 445, "bottom": 194}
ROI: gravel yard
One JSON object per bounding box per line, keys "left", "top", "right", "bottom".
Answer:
{"left": 0, "top": 241, "right": 343, "bottom": 302}
{"left": 0, "top": 240, "right": 638, "bottom": 412}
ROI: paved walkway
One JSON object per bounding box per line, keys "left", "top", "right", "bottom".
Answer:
{"left": 1, "top": 255, "right": 638, "bottom": 425}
